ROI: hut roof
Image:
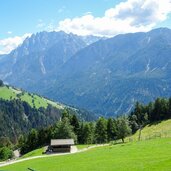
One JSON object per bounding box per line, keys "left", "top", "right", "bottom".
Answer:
{"left": 51, "top": 139, "right": 74, "bottom": 146}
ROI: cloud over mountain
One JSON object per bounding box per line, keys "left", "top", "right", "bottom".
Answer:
{"left": 58, "top": 0, "right": 171, "bottom": 37}
{"left": 0, "top": 33, "right": 31, "bottom": 54}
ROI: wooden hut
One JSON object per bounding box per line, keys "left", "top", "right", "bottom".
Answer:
{"left": 49, "top": 139, "right": 74, "bottom": 153}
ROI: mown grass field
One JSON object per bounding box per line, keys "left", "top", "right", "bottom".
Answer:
{"left": 21, "top": 144, "right": 94, "bottom": 159}
{"left": 1, "top": 138, "right": 171, "bottom": 171}
{"left": 76, "top": 144, "right": 94, "bottom": 150}
{"left": 0, "top": 85, "right": 64, "bottom": 109}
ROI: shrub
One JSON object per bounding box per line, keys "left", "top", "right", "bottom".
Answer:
{"left": 0, "top": 147, "right": 14, "bottom": 161}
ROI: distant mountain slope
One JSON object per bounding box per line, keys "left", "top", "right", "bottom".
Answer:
{"left": 0, "top": 31, "right": 100, "bottom": 89}
{"left": 1, "top": 28, "right": 171, "bottom": 116}
{"left": 40, "top": 28, "right": 171, "bottom": 116}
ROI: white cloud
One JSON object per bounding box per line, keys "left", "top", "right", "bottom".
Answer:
{"left": 58, "top": 0, "right": 171, "bottom": 37}
{"left": 7, "top": 31, "right": 12, "bottom": 34}
{"left": 0, "top": 33, "right": 32, "bottom": 54}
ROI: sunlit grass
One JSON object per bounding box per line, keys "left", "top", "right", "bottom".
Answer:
{"left": 0, "top": 86, "right": 64, "bottom": 109}
{"left": 1, "top": 138, "right": 171, "bottom": 171}
{"left": 129, "top": 119, "right": 171, "bottom": 142}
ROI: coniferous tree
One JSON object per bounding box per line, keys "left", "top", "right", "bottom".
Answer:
{"left": 61, "top": 109, "right": 70, "bottom": 120}
{"left": 52, "top": 117, "right": 77, "bottom": 143}
{"left": 70, "top": 114, "right": 80, "bottom": 136}
{"left": 168, "top": 98, "right": 171, "bottom": 118}
{"left": 77, "top": 122, "right": 84, "bottom": 144}
{"left": 20, "top": 129, "right": 39, "bottom": 155}
{"left": 82, "top": 123, "right": 92, "bottom": 144}
{"left": 37, "top": 127, "right": 52, "bottom": 146}
{"left": 89, "top": 122, "right": 95, "bottom": 144}
{"left": 107, "top": 118, "right": 117, "bottom": 141}
{"left": 27, "top": 129, "right": 39, "bottom": 151}
{"left": 0, "top": 80, "right": 3, "bottom": 87}
{"left": 152, "top": 98, "right": 162, "bottom": 121}
{"left": 95, "top": 117, "right": 107, "bottom": 143}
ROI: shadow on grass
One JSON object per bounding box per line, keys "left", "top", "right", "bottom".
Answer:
{"left": 109, "top": 140, "right": 128, "bottom": 146}
{"left": 148, "top": 120, "right": 162, "bottom": 126}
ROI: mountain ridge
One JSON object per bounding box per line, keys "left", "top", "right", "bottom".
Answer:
{"left": 42, "top": 28, "right": 171, "bottom": 116}
{"left": 1, "top": 28, "right": 171, "bottom": 116}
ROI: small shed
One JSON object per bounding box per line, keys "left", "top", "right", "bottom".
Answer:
{"left": 50, "top": 139, "right": 74, "bottom": 153}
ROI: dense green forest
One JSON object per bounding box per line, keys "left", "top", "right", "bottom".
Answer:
{"left": 0, "top": 98, "right": 62, "bottom": 141}
{"left": 0, "top": 80, "right": 96, "bottom": 140}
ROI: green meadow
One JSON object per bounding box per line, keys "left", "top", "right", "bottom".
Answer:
{"left": 0, "top": 86, "right": 18, "bottom": 99}
{"left": 1, "top": 138, "right": 171, "bottom": 171}
{"left": 0, "top": 85, "right": 64, "bottom": 109}
{"left": 21, "top": 147, "right": 45, "bottom": 159}
{"left": 21, "top": 144, "right": 94, "bottom": 159}
{"left": 130, "top": 119, "right": 171, "bottom": 141}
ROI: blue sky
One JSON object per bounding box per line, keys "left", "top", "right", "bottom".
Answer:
{"left": 1, "top": 0, "right": 171, "bottom": 54}
{"left": 0, "top": 0, "right": 124, "bottom": 39}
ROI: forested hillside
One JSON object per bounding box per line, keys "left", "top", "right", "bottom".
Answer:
{"left": 0, "top": 98, "right": 61, "bottom": 142}
{"left": 0, "top": 81, "right": 97, "bottom": 142}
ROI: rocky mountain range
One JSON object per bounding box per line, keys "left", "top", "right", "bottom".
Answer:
{"left": 1, "top": 28, "right": 171, "bottom": 116}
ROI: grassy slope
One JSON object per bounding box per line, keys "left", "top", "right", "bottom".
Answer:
{"left": 21, "top": 147, "right": 45, "bottom": 159}
{"left": 0, "top": 86, "right": 17, "bottom": 99}
{"left": 21, "top": 144, "right": 94, "bottom": 158}
{"left": 2, "top": 119, "right": 171, "bottom": 170}
{"left": 129, "top": 119, "right": 171, "bottom": 142}
{"left": 17, "top": 119, "right": 171, "bottom": 159}
{"left": 76, "top": 144, "right": 94, "bottom": 150}
{"left": 0, "top": 85, "right": 64, "bottom": 109}
{"left": 1, "top": 138, "right": 171, "bottom": 171}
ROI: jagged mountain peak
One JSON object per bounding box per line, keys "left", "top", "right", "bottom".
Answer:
{"left": 1, "top": 27, "right": 171, "bottom": 116}
{"left": 0, "top": 30, "right": 101, "bottom": 87}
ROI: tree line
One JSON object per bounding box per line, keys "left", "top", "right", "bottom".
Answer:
{"left": 1, "top": 95, "right": 171, "bottom": 160}
{"left": 18, "top": 97, "right": 171, "bottom": 155}
{"left": 129, "top": 98, "right": 171, "bottom": 133}
{"left": 18, "top": 110, "right": 131, "bottom": 155}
